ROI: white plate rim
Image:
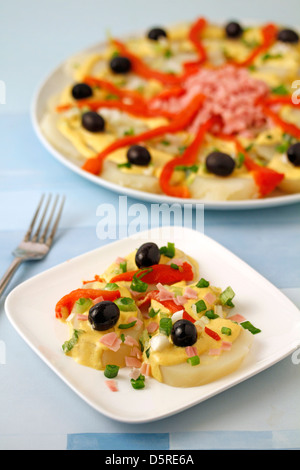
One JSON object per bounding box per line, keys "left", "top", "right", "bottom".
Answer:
{"left": 4, "top": 227, "right": 300, "bottom": 423}
{"left": 30, "top": 32, "right": 300, "bottom": 211}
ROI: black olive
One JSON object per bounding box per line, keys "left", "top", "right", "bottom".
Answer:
{"left": 147, "top": 27, "right": 168, "bottom": 41}
{"left": 88, "top": 301, "right": 120, "bottom": 331}
{"left": 287, "top": 142, "right": 300, "bottom": 166}
{"left": 72, "top": 83, "right": 93, "bottom": 100}
{"left": 110, "top": 56, "right": 132, "bottom": 74}
{"left": 81, "top": 111, "right": 105, "bottom": 132}
{"left": 225, "top": 21, "right": 243, "bottom": 38}
{"left": 127, "top": 145, "right": 151, "bottom": 166}
{"left": 277, "top": 29, "right": 299, "bottom": 44}
{"left": 171, "top": 319, "right": 197, "bottom": 348}
{"left": 206, "top": 151, "right": 236, "bottom": 176}
{"left": 135, "top": 242, "right": 161, "bottom": 268}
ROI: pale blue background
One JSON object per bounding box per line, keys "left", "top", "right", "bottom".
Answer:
{"left": 0, "top": 0, "right": 300, "bottom": 450}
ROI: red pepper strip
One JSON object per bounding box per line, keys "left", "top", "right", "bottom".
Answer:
{"left": 183, "top": 310, "right": 196, "bottom": 323}
{"left": 55, "top": 288, "right": 121, "bottom": 319}
{"left": 83, "top": 75, "right": 145, "bottom": 106}
{"left": 112, "top": 38, "right": 185, "bottom": 86}
{"left": 110, "top": 262, "right": 194, "bottom": 285}
{"left": 261, "top": 103, "right": 300, "bottom": 140}
{"left": 82, "top": 275, "right": 104, "bottom": 284}
{"left": 188, "top": 17, "right": 207, "bottom": 64}
{"left": 263, "top": 95, "right": 300, "bottom": 108}
{"left": 159, "top": 116, "right": 218, "bottom": 198}
{"left": 230, "top": 23, "right": 278, "bottom": 67}
{"left": 213, "top": 132, "right": 284, "bottom": 197}
{"left": 204, "top": 326, "right": 221, "bottom": 341}
{"left": 81, "top": 92, "right": 205, "bottom": 175}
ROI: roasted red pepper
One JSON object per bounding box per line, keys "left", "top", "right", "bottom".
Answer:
{"left": 55, "top": 288, "right": 121, "bottom": 319}
{"left": 204, "top": 326, "right": 221, "bottom": 341}
{"left": 182, "top": 310, "right": 196, "bottom": 323}
{"left": 81, "top": 92, "right": 205, "bottom": 175}
{"left": 187, "top": 17, "right": 207, "bottom": 64}
{"left": 230, "top": 23, "right": 278, "bottom": 67}
{"left": 110, "top": 262, "right": 194, "bottom": 285}
{"left": 159, "top": 116, "right": 218, "bottom": 198}
{"left": 261, "top": 103, "right": 300, "bottom": 140}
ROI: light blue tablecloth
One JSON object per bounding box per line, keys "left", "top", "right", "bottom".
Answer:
{"left": 1, "top": 0, "right": 300, "bottom": 450}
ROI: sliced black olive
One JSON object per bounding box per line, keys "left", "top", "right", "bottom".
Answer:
{"left": 135, "top": 242, "right": 161, "bottom": 268}
{"left": 147, "top": 27, "right": 168, "bottom": 41}
{"left": 277, "top": 29, "right": 299, "bottom": 44}
{"left": 171, "top": 319, "right": 197, "bottom": 347}
{"left": 225, "top": 21, "right": 243, "bottom": 38}
{"left": 110, "top": 56, "right": 132, "bottom": 74}
{"left": 206, "top": 151, "right": 236, "bottom": 176}
{"left": 88, "top": 301, "right": 120, "bottom": 331}
{"left": 287, "top": 142, "right": 300, "bottom": 166}
{"left": 81, "top": 111, "right": 105, "bottom": 132}
{"left": 71, "top": 83, "right": 93, "bottom": 100}
{"left": 127, "top": 145, "right": 151, "bottom": 166}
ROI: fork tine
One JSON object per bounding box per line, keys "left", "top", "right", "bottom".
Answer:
{"left": 31, "top": 194, "right": 52, "bottom": 242}
{"left": 39, "top": 194, "right": 59, "bottom": 243}
{"left": 23, "top": 194, "right": 45, "bottom": 242}
{"left": 45, "top": 195, "right": 65, "bottom": 246}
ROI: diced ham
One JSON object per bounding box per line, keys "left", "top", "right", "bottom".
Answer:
{"left": 105, "top": 380, "right": 118, "bottom": 392}
{"left": 128, "top": 316, "right": 143, "bottom": 328}
{"left": 76, "top": 314, "right": 88, "bottom": 321}
{"left": 174, "top": 295, "right": 188, "bottom": 305}
{"left": 184, "top": 287, "right": 198, "bottom": 299}
{"left": 228, "top": 314, "right": 246, "bottom": 323}
{"left": 129, "top": 368, "right": 141, "bottom": 380}
{"left": 221, "top": 341, "right": 232, "bottom": 351}
{"left": 99, "top": 332, "right": 122, "bottom": 352}
{"left": 167, "top": 258, "right": 184, "bottom": 266}
{"left": 93, "top": 296, "right": 104, "bottom": 305}
{"left": 130, "top": 346, "right": 142, "bottom": 359}
{"left": 115, "top": 257, "right": 126, "bottom": 265}
{"left": 156, "top": 283, "right": 175, "bottom": 301}
{"left": 125, "top": 356, "right": 142, "bottom": 368}
{"left": 208, "top": 348, "right": 221, "bottom": 356}
{"left": 146, "top": 322, "right": 159, "bottom": 334}
{"left": 203, "top": 292, "right": 217, "bottom": 304}
{"left": 140, "top": 362, "right": 151, "bottom": 376}
{"left": 185, "top": 346, "right": 198, "bottom": 357}
{"left": 124, "top": 335, "right": 139, "bottom": 347}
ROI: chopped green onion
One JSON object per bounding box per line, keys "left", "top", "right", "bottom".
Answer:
{"left": 120, "top": 333, "right": 125, "bottom": 342}
{"left": 205, "top": 309, "right": 219, "bottom": 319}
{"left": 262, "top": 52, "right": 283, "bottom": 61}
{"left": 271, "top": 84, "right": 289, "bottom": 96}
{"left": 130, "top": 268, "right": 152, "bottom": 293}
{"left": 196, "top": 278, "right": 209, "bottom": 288}
{"left": 104, "top": 364, "right": 119, "bottom": 378}
{"left": 170, "top": 263, "right": 179, "bottom": 270}
{"left": 149, "top": 307, "right": 160, "bottom": 318}
{"left": 118, "top": 162, "right": 132, "bottom": 169}
{"left": 221, "top": 326, "right": 232, "bottom": 336}
{"left": 130, "top": 374, "right": 145, "bottom": 389}
{"left": 236, "top": 152, "right": 245, "bottom": 168}
{"left": 139, "top": 329, "right": 150, "bottom": 352}
{"left": 123, "top": 127, "right": 135, "bottom": 136}
{"left": 187, "top": 356, "right": 200, "bottom": 366}
{"left": 241, "top": 321, "right": 261, "bottom": 335}
{"left": 159, "top": 317, "right": 172, "bottom": 336}
{"left": 62, "top": 329, "right": 83, "bottom": 353}
{"left": 118, "top": 320, "right": 137, "bottom": 329}
{"left": 115, "top": 297, "right": 137, "bottom": 312}
{"left": 220, "top": 286, "right": 235, "bottom": 307}
{"left": 104, "top": 282, "right": 119, "bottom": 291}
{"left": 195, "top": 299, "right": 207, "bottom": 313}
{"left": 159, "top": 242, "right": 175, "bottom": 258}
{"left": 119, "top": 260, "right": 127, "bottom": 273}
{"left": 74, "top": 298, "right": 93, "bottom": 314}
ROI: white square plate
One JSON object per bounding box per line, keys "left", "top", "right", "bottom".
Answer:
{"left": 5, "top": 227, "right": 300, "bottom": 423}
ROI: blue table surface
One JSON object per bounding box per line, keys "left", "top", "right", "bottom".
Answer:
{"left": 1, "top": 0, "right": 300, "bottom": 450}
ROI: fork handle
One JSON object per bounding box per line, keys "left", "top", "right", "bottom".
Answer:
{"left": 0, "top": 257, "right": 23, "bottom": 298}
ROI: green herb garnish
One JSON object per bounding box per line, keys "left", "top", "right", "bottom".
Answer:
{"left": 118, "top": 320, "right": 137, "bottom": 329}
{"left": 196, "top": 278, "right": 210, "bottom": 288}
{"left": 159, "top": 317, "right": 172, "bottom": 336}
{"left": 205, "top": 309, "right": 219, "bottom": 319}
{"left": 115, "top": 297, "right": 137, "bottom": 312}
{"left": 170, "top": 263, "right": 179, "bottom": 270}
{"left": 62, "top": 329, "right": 84, "bottom": 353}
{"left": 220, "top": 286, "right": 235, "bottom": 307}
{"left": 241, "top": 321, "right": 261, "bottom": 335}
{"left": 149, "top": 307, "right": 160, "bottom": 318}
{"left": 221, "top": 326, "right": 232, "bottom": 336}
{"left": 187, "top": 356, "right": 200, "bottom": 366}
{"left": 130, "top": 374, "right": 145, "bottom": 389}
{"left": 119, "top": 260, "right": 127, "bottom": 273}
{"left": 271, "top": 84, "right": 289, "bottom": 96}
{"left": 104, "top": 282, "right": 119, "bottom": 291}
{"left": 130, "top": 268, "right": 152, "bottom": 293}
{"left": 262, "top": 52, "right": 283, "bottom": 61}
{"left": 118, "top": 162, "right": 132, "bottom": 169}
{"left": 104, "top": 364, "right": 119, "bottom": 378}
{"left": 159, "top": 242, "right": 175, "bottom": 258}
{"left": 74, "top": 298, "right": 93, "bottom": 314}
{"left": 195, "top": 299, "right": 207, "bottom": 313}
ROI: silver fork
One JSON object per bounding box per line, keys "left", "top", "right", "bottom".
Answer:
{"left": 0, "top": 194, "right": 65, "bottom": 298}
